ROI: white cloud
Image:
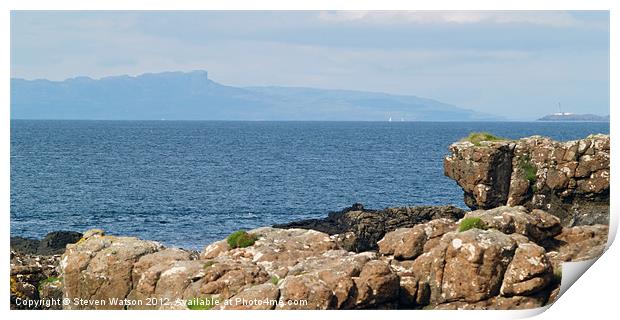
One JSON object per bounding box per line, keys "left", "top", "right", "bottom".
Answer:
{"left": 317, "top": 11, "right": 584, "bottom": 28}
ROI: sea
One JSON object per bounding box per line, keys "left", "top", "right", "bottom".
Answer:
{"left": 10, "top": 120, "right": 610, "bottom": 249}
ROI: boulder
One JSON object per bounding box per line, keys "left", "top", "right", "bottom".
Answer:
{"left": 278, "top": 273, "right": 336, "bottom": 310}
{"left": 352, "top": 260, "right": 400, "bottom": 308}
{"left": 185, "top": 256, "right": 270, "bottom": 300}
{"left": 222, "top": 227, "right": 340, "bottom": 278}
{"left": 127, "top": 249, "right": 199, "bottom": 309}
{"left": 378, "top": 228, "right": 426, "bottom": 260}
{"left": 428, "top": 229, "right": 518, "bottom": 303}
{"left": 463, "top": 206, "right": 561, "bottom": 244}
{"left": 378, "top": 218, "right": 457, "bottom": 260}
{"left": 273, "top": 249, "right": 399, "bottom": 309}
{"left": 500, "top": 243, "right": 552, "bottom": 296}
{"left": 60, "top": 230, "right": 163, "bottom": 310}
{"left": 200, "top": 240, "right": 229, "bottom": 259}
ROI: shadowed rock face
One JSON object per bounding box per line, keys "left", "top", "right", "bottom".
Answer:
{"left": 444, "top": 134, "right": 609, "bottom": 226}
{"left": 273, "top": 204, "right": 466, "bottom": 252}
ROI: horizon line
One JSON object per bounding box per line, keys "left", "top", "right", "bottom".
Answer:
{"left": 9, "top": 118, "right": 611, "bottom": 123}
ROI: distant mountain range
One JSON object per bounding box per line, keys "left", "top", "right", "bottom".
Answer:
{"left": 11, "top": 70, "right": 500, "bottom": 121}
{"left": 537, "top": 113, "right": 609, "bottom": 122}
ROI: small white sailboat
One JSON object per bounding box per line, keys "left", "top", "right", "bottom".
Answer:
{"left": 388, "top": 117, "right": 392, "bottom": 122}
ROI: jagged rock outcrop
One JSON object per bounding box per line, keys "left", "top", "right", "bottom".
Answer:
{"left": 444, "top": 134, "right": 609, "bottom": 226}
{"left": 379, "top": 206, "right": 607, "bottom": 310}
{"left": 274, "top": 204, "right": 465, "bottom": 252}
{"left": 56, "top": 205, "right": 607, "bottom": 310}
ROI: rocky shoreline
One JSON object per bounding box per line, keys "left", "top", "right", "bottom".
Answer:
{"left": 10, "top": 134, "right": 610, "bottom": 310}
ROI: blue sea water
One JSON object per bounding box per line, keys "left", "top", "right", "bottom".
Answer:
{"left": 10, "top": 120, "right": 609, "bottom": 249}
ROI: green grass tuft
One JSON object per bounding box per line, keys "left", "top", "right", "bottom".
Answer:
{"left": 227, "top": 230, "right": 258, "bottom": 249}
{"left": 518, "top": 157, "right": 538, "bottom": 183}
{"left": 39, "top": 276, "right": 61, "bottom": 285}
{"left": 186, "top": 296, "right": 218, "bottom": 310}
{"left": 458, "top": 217, "right": 487, "bottom": 232}
{"left": 461, "top": 132, "right": 506, "bottom": 146}
{"left": 270, "top": 275, "right": 279, "bottom": 285}
{"left": 38, "top": 277, "right": 62, "bottom": 294}
{"left": 203, "top": 261, "right": 216, "bottom": 269}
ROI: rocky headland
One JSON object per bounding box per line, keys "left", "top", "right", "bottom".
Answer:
{"left": 444, "top": 134, "right": 609, "bottom": 226}
{"left": 10, "top": 134, "right": 609, "bottom": 310}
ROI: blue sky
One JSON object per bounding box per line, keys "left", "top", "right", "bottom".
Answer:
{"left": 10, "top": 11, "right": 609, "bottom": 120}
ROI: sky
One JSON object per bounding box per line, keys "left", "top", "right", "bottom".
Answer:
{"left": 10, "top": 11, "right": 610, "bottom": 120}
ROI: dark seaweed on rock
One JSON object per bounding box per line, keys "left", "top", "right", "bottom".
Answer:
{"left": 10, "top": 231, "right": 82, "bottom": 255}
{"left": 274, "top": 204, "right": 466, "bottom": 252}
